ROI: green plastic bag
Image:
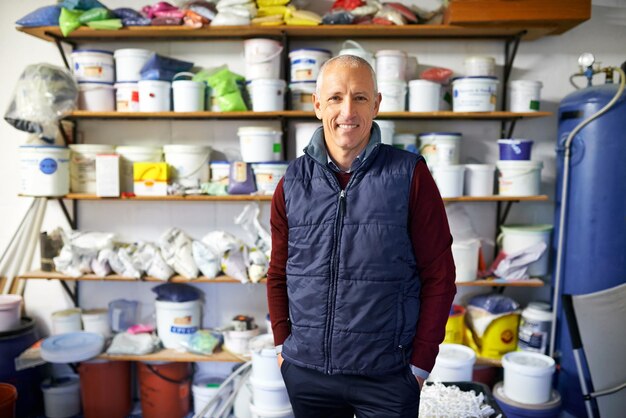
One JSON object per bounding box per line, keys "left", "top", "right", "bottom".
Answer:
{"left": 59, "top": 7, "right": 83, "bottom": 37}
{"left": 217, "top": 91, "right": 247, "bottom": 112}
{"left": 78, "top": 8, "right": 111, "bottom": 24}
{"left": 86, "top": 19, "right": 122, "bottom": 30}
{"left": 198, "top": 67, "right": 248, "bottom": 111}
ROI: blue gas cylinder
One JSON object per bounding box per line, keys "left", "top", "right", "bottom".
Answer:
{"left": 554, "top": 83, "right": 626, "bottom": 416}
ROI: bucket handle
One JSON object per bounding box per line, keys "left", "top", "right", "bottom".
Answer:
{"left": 173, "top": 72, "right": 196, "bottom": 82}
{"left": 499, "top": 167, "right": 540, "bottom": 180}
{"left": 342, "top": 39, "right": 366, "bottom": 51}
{"left": 176, "top": 152, "right": 211, "bottom": 180}
{"left": 246, "top": 45, "right": 284, "bottom": 64}
{"left": 146, "top": 363, "right": 192, "bottom": 385}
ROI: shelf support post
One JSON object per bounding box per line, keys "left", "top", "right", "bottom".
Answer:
{"left": 59, "top": 280, "right": 78, "bottom": 307}
{"left": 56, "top": 198, "right": 77, "bottom": 230}
{"left": 500, "top": 32, "right": 524, "bottom": 138}
{"left": 47, "top": 32, "right": 76, "bottom": 71}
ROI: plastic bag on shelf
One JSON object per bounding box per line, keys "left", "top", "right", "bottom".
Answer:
{"left": 420, "top": 67, "right": 454, "bottom": 84}
{"left": 86, "top": 18, "right": 123, "bottom": 30}
{"left": 133, "top": 242, "right": 174, "bottom": 281}
{"left": 140, "top": 54, "right": 194, "bottom": 82}
{"left": 16, "top": 5, "right": 61, "bottom": 27}
{"left": 222, "top": 245, "right": 249, "bottom": 283}
{"left": 106, "top": 332, "right": 160, "bottom": 355}
{"left": 159, "top": 228, "right": 199, "bottom": 279}
{"left": 234, "top": 204, "right": 271, "bottom": 254}
{"left": 182, "top": 1, "right": 218, "bottom": 21}
{"left": 179, "top": 329, "right": 222, "bottom": 355}
{"left": 467, "top": 294, "right": 520, "bottom": 337}
{"left": 59, "top": 7, "right": 84, "bottom": 36}
{"left": 192, "top": 240, "right": 221, "bottom": 279}
{"left": 112, "top": 7, "right": 152, "bottom": 26}
{"left": 4, "top": 63, "right": 78, "bottom": 143}
{"left": 322, "top": 10, "right": 355, "bottom": 25}
{"left": 78, "top": 7, "right": 111, "bottom": 23}
{"left": 60, "top": 0, "right": 107, "bottom": 10}
{"left": 247, "top": 248, "right": 268, "bottom": 283}
{"left": 101, "top": 245, "right": 143, "bottom": 279}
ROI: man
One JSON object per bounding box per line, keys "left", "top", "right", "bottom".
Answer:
{"left": 267, "top": 55, "right": 456, "bottom": 417}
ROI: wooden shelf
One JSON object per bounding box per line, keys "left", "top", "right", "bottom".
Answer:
{"left": 98, "top": 348, "right": 246, "bottom": 363}
{"left": 17, "top": 25, "right": 556, "bottom": 43}
{"left": 63, "top": 110, "right": 552, "bottom": 121}
{"left": 19, "top": 271, "right": 264, "bottom": 284}
{"left": 456, "top": 278, "right": 544, "bottom": 287}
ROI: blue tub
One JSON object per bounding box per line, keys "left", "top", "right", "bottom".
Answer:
{"left": 493, "top": 381, "right": 561, "bottom": 418}
{"left": 498, "top": 139, "right": 533, "bottom": 160}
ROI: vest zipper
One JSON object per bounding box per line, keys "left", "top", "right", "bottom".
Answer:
{"left": 324, "top": 189, "right": 346, "bottom": 374}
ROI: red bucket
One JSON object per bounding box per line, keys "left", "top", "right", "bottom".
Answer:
{"left": 79, "top": 360, "right": 131, "bottom": 418}
{"left": 138, "top": 362, "right": 191, "bottom": 418}
{"left": 0, "top": 383, "right": 17, "bottom": 418}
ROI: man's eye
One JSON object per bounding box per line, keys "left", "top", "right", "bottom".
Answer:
{"left": 355, "top": 96, "right": 368, "bottom": 102}
{"left": 329, "top": 96, "right": 341, "bottom": 102}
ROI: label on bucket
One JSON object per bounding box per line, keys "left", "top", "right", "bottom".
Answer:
{"left": 40, "top": 158, "right": 58, "bottom": 175}
{"left": 170, "top": 325, "right": 198, "bottom": 335}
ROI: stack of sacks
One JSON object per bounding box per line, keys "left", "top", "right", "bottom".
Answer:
{"left": 284, "top": 5, "right": 322, "bottom": 25}
{"left": 212, "top": 0, "right": 258, "bottom": 26}
{"left": 322, "top": 1, "right": 424, "bottom": 25}
{"left": 252, "top": 0, "right": 290, "bottom": 26}
{"left": 59, "top": 0, "right": 123, "bottom": 36}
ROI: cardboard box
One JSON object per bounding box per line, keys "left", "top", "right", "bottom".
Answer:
{"left": 133, "top": 162, "right": 168, "bottom": 196}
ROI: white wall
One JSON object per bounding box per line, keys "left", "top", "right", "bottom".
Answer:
{"left": 1, "top": 1, "right": 625, "bottom": 337}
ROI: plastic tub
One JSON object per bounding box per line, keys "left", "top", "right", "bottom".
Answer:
{"left": 0, "top": 295, "right": 22, "bottom": 332}
{"left": 375, "top": 49, "right": 407, "bottom": 81}
{"left": 164, "top": 144, "right": 211, "bottom": 188}
{"left": 138, "top": 362, "right": 191, "bottom": 418}
{"left": 114, "top": 48, "right": 152, "bottom": 82}
{"left": 224, "top": 327, "right": 260, "bottom": 355}
{"left": 81, "top": 309, "right": 111, "bottom": 338}
{"left": 250, "top": 334, "right": 282, "bottom": 382}
{"left": 518, "top": 302, "right": 553, "bottom": 354}
{"left": 116, "top": 146, "right": 163, "bottom": 193}
{"left": 451, "top": 239, "right": 480, "bottom": 282}
{"left": 375, "top": 120, "right": 395, "bottom": 145}
{"left": 408, "top": 79, "right": 441, "bottom": 111}
{"left": 248, "top": 79, "right": 286, "bottom": 111}
{"left": 418, "top": 132, "right": 461, "bottom": 166}
{"left": 378, "top": 80, "right": 407, "bottom": 112}
{"left": 498, "top": 139, "right": 533, "bottom": 160}
{"left": 139, "top": 80, "right": 171, "bottom": 112}
{"left": 464, "top": 55, "right": 496, "bottom": 77}
{"left": 452, "top": 76, "right": 499, "bottom": 112}
{"left": 210, "top": 161, "right": 231, "bottom": 185}
{"left": 69, "top": 144, "right": 116, "bottom": 194}
{"left": 502, "top": 352, "right": 556, "bottom": 404}
{"left": 252, "top": 162, "right": 289, "bottom": 194}
{"left": 249, "top": 376, "right": 290, "bottom": 411}
{"left": 193, "top": 374, "right": 227, "bottom": 417}
{"left": 71, "top": 49, "right": 114, "bottom": 83}
{"left": 244, "top": 38, "right": 283, "bottom": 81}
{"left": 294, "top": 123, "right": 321, "bottom": 157}
{"left": 496, "top": 160, "right": 543, "bottom": 196}
{"left": 155, "top": 299, "right": 201, "bottom": 349}
{"left": 0, "top": 383, "right": 17, "bottom": 418}
{"left": 78, "top": 82, "right": 115, "bottom": 111}
{"left": 18, "top": 145, "right": 70, "bottom": 197}
{"left": 238, "top": 127, "right": 283, "bottom": 162}
{"left": 493, "top": 382, "right": 561, "bottom": 418}
{"left": 464, "top": 164, "right": 495, "bottom": 196}
{"left": 432, "top": 165, "right": 465, "bottom": 198}
{"left": 289, "top": 48, "right": 331, "bottom": 82}
{"left": 41, "top": 375, "right": 81, "bottom": 418}
{"left": 250, "top": 403, "right": 294, "bottom": 418}
{"left": 115, "top": 82, "right": 139, "bottom": 112}
{"left": 52, "top": 308, "right": 82, "bottom": 335}
{"left": 173, "top": 77, "right": 205, "bottom": 112}
{"left": 79, "top": 360, "right": 131, "bottom": 418}
{"left": 392, "top": 133, "right": 418, "bottom": 153}
{"left": 509, "top": 80, "right": 543, "bottom": 112}
{"left": 499, "top": 224, "right": 553, "bottom": 277}
{"left": 289, "top": 81, "right": 316, "bottom": 111}
{"left": 427, "top": 344, "right": 476, "bottom": 382}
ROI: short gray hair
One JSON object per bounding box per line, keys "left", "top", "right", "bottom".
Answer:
{"left": 315, "top": 55, "right": 378, "bottom": 95}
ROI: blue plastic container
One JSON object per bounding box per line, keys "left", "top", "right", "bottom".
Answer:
{"left": 498, "top": 139, "right": 533, "bottom": 160}
{"left": 0, "top": 317, "right": 44, "bottom": 417}
{"left": 493, "top": 382, "right": 561, "bottom": 418}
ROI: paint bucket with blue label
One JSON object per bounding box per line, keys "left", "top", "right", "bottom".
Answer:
{"left": 18, "top": 145, "right": 70, "bottom": 196}
{"left": 155, "top": 299, "right": 202, "bottom": 349}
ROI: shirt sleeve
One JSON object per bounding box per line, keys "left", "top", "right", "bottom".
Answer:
{"left": 267, "top": 177, "right": 291, "bottom": 346}
{"left": 408, "top": 160, "right": 457, "bottom": 374}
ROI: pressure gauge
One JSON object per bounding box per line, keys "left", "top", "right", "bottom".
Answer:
{"left": 578, "top": 53, "right": 595, "bottom": 69}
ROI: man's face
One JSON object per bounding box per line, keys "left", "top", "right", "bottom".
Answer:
{"left": 313, "top": 62, "right": 381, "bottom": 155}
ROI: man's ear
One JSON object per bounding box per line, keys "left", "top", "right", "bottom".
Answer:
{"left": 313, "top": 93, "right": 322, "bottom": 120}
{"left": 373, "top": 92, "right": 382, "bottom": 116}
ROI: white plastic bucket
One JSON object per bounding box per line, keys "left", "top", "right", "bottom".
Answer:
{"left": 294, "top": 122, "right": 321, "bottom": 157}
{"left": 378, "top": 80, "right": 407, "bottom": 112}
{"left": 52, "top": 308, "right": 82, "bottom": 335}
{"left": 163, "top": 145, "right": 211, "bottom": 188}
{"left": 41, "top": 375, "right": 81, "bottom": 418}
{"left": 0, "top": 295, "right": 22, "bottom": 332}
{"left": 18, "top": 145, "right": 70, "bottom": 197}
{"left": 250, "top": 403, "right": 294, "bottom": 418}
{"left": 408, "top": 80, "right": 441, "bottom": 112}
{"left": 375, "top": 120, "right": 395, "bottom": 145}
{"left": 224, "top": 327, "right": 260, "bottom": 355}
{"left": 252, "top": 163, "right": 288, "bottom": 194}
{"left": 71, "top": 49, "right": 114, "bottom": 83}
{"left": 375, "top": 50, "right": 407, "bottom": 81}
{"left": 428, "top": 344, "right": 476, "bottom": 382}
{"left": 289, "top": 48, "right": 331, "bottom": 82}
{"left": 502, "top": 351, "right": 555, "bottom": 404}
{"left": 464, "top": 56, "right": 496, "bottom": 77}
{"left": 116, "top": 146, "right": 163, "bottom": 193}
{"left": 338, "top": 40, "right": 375, "bottom": 68}
{"left": 69, "top": 144, "right": 116, "bottom": 194}
{"left": 155, "top": 299, "right": 201, "bottom": 349}
{"left": 210, "top": 161, "right": 230, "bottom": 185}
{"left": 173, "top": 74, "right": 205, "bottom": 112}
{"left": 248, "top": 79, "right": 286, "bottom": 111}
{"left": 432, "top": 165, "right": 465, "bottom": 198}
{"left": 496, "top": 160, "right": 543, "bottom": 196}
{"left": 499, "top": 224, "right": 553, "bottom": 276}
{"left": 249, "top": 376, "right": 290, "bottom": 411}
{"left": 392, "top": 133, "right": 418, "bottom": 153}
{"left": 245, "top": 39, "right": 283, "bottom": 81}
{"left": 78, "top": 82, "right": 115, "bottom": 111}
{"left": 193, "top": 375, "right": 226, "bottom": 417}
{"left": 418, "top": 132, "right": 461, "bottom": 166}
{"left": 518, "top": 302, "right": 553, "bottom": 354}
{"left": 114, "top": 48, "right": 152, "bottom": 82}
{"left": 250, "top": 335, "right": 282, "bottom": 382}
{"left": 81, "top": 309, "right": 111, "bottom": 338}
{"left": 139, "top": 80, "right": 171, "bottom": 112}
{"left": 464, "top": 164, "right": 495, "bottom": 196}
{"left": 452, "top": 77, "right": 499, "bottom": 112}
{"left": 115, "top": 82, "right": 139, "bottom": 112}
{"left": 289, "top": 81, "right": 316, "bottom": 111}
{"left": 509, "top": 80, "right": 543, "bottom": 112}
{"left": 238, "top": 127, "right": 282, "bottom": 162}
{"left": 451, "top": 239, "right": 480, "bottom": 282}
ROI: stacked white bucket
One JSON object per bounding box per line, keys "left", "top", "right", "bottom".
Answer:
{"left": 72, "top": 49, "right": 116, "bottom": 111}
{"left": 249, "top": 334, "right": 293, "bottom": 418}
{"left": 375, "top": 49, "right": 408, "bottom": 112}
{"left": 245, "top": 39, "right": 287, "bottom": 111}
{"left": 452, "top": 56, "right": 499, "bottom": 112}
{"left": 115, "top": 48, "right": 152, "bottom": 112}
{"left": 421, "top": 132, "right": 466, "bottom": 198}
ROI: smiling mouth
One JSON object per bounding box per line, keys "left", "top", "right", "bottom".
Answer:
{"left": 337, "top": 124, "right": 359, "bottom": 129}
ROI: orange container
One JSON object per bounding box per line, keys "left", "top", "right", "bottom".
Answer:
{"left": 138, "top": 362, "right": 191, "bottom": 418}
{"left": 79, "top": 360, "right": 131, "bottom": 418}
{"left": 0, "top": 383, "right": 17, "bottom": 418}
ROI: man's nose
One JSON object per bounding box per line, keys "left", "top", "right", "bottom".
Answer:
{"left": 340, "top": 98, "right": 355, "bottom": 116}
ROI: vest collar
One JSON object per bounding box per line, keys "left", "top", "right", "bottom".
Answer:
{"left": 304, "top": 122, "right": 382, "bottom": 168}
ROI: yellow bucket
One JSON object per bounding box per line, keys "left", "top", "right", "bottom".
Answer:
{"left": 444, "top": 305, "right": 466, "bottom": 344}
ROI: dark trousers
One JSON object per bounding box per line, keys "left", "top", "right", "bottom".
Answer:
{"left": 280, "top": 361, "right": 421, "bottom": 418}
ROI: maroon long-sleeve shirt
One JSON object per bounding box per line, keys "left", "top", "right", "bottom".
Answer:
{"left": 267, "top": 159, "right": 456, "bottom": 375}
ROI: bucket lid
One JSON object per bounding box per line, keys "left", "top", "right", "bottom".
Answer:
{"left": 419, "top": 132, "right": 462, "bottom": 137}
{"left": 52, "top": 308, "right": 81, "bottom": 318}
{"left": 289, "top": 47, "right": 331, "bottom": 55}
{"left": 523, "top": 303, "right": 553, "bottom": 321}
{"left": 498, "top": 139, "right": 533, "bottom": 145}
{"left": 510, "top": 80, "right": 543, "bottom": 88}
{"left": 502, "top": 352, "right": 555, "bottom": 376}
{"left": 409, "top": 79, "right": 439, "bottom": 86}
{"left": 172, "top": 79, "right": 204, "bottom": 87}
{"left": 72, "top": 49, "right": 113, "bottom": 55}
{"left": 375, "top": 49, "right": 407, "bottom": 57}
{"left": 81, "top": 308, "right": 108, "bottom": 318}
{"left": 0, "top": 317, "right": 35, "bottom": 339}
{"left": 464, "top": 55, "right": 496, "bottom": 63}
{"left": 493, "top": 382, "right": 561, "bottom": 410}
{"left": 114, "top": 48, "right": 152, "bottom": 57}
{"left": 116, "top": 145, "right": 162, "bottom": 154}
{"left": 41, "top": 375, "right": 80, "bottom": 392}
{"left": 465, "top": 164, "right": 495, "bottom": 171}
{"left": 496, "top": 160, "right": 543, "bottom": 169}
{"left": 0, "top": 294, "right": 22, "bottom": 310}
{"left": 41, "top": 332, "right": 105, "bottom": 363}
{"left": 163, "top": 144, "right": 211, "bottom": 153}
{"left": 501, "top": 224, "right": 553, "bottom": 234}
{"left": 436, "top": 344, "right": 476, "bottom": 366}
{"left": 452, "top": 76, "right": 499, "bottom": 82}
